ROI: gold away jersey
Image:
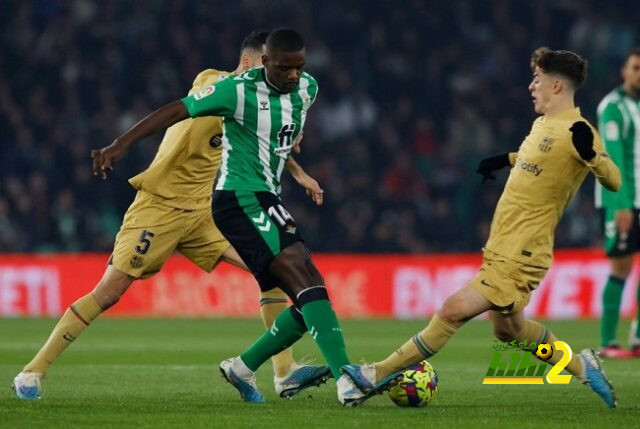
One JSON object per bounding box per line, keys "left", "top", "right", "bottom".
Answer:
{"left": 485, "top": 108, "right": 621, "bottom": 268}
{"left": 128, "top": 69, "right": 230, "bottom": 210}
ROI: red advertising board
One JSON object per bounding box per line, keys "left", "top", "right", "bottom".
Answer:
{"left": 0, "top": 250, "right": 637, "bottom": 319}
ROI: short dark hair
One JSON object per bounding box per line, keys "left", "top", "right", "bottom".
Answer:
{"left": 240, "top": 29, "right": 270, "bottom": 54}
{"left": 624, "top": 47, "right": 640, "bottom": 64}
{"left": 266, "top": 28, "right": 304, "bottom": 53}
{"left": 530, "top": 47, "right": 587, "bottom": 89}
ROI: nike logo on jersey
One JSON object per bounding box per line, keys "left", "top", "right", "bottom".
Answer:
{"left": 480, "top": 279, "right": 496, "bottom": 289}
{"left": 526, "top": 281, "right": 538, "bottom": 292}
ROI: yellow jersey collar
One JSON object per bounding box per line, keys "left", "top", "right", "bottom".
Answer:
{"left": 542, "top": 107, "right": 580, "bottom": 121}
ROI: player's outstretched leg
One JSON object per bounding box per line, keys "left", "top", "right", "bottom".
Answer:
{"left": 342, "top": 286, "right": 490, "bottom": 405}
{"left": 259, "top": 289, "right": 331, "bottom": 397}
{"left": 12, "top": 266, "right": 132, "bottom": 400}
{"left": 600, "top": 273, "right": 631, "bottom": 358}
{"left": 341, "top": 313, "right": 459, "bottom": 405}
{"left": 219, "top": 305, "right": 329, "bottom": 402}
{"left": 268, "top": 243, "right": 364, "bottom": 406}
{"left": 491, "top": 311, "right": 617, "bottom": 409}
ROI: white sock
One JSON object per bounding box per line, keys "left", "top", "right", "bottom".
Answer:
{"left": 236, "top": 356, "right": 255, "bottom": 377}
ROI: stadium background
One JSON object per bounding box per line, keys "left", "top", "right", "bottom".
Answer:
{"left": 1, "top": 0, "right": 639, "bottom": 319}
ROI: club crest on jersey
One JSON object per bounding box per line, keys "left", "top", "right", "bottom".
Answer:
{"left": 130, "top": 255, "right": 144, "bottom": 269}
{"left": 539, "top": 137, "right": 553, "bottom": 153}
{"left": 194, "top": 85, "right": 215, "bottom": 100}
{"left": 302, "top": 96, "right": 311, "bottom": 109}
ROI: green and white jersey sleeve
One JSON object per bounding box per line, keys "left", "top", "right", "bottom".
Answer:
{"left": 595, "top": 87, "right": 640, "bottom": 209}
{"left": 181, "top": 67, "right": 318, "bottom": 195}
{"left": 182, "top": 76, "right": 238, "bottom": 118}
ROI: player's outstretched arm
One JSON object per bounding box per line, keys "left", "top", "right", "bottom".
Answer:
{"left": 286, "top": 157, "right": 324, "bottom": 206}
{"left": 91, "top": 100, "right": 189, "bottom": 179}
{"left": 598, "top": 104, "right": 632, "bottom": 207}
{"left": 570, "top": 121, "right": 621, "bottom": 192}
{"left": 475, "top": 152, "right": 516, "bottom": 183}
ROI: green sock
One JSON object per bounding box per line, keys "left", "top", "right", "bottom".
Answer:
{"left": 300, "top": 299, "right": 350, "bottom": 378}
{"left": 601, "top": 275, "right": 625, "bottom": 347}
{"left": 240, "top": 307, "right": 306, "bottom": 372}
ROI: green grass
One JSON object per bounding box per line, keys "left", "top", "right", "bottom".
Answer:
{"left": 1, "top": 318, "right": 638, "bottom": 428}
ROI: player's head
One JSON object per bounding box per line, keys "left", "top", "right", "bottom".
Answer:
{"left": 528, "top": 47, "right": 587, "bottom": 114}
{"left": 238, "top": 29, "right": 270, "bottom": 72}
{"left": 262, "top": 28, "right": 305, "bottom": 93}
{"left": 622, "top": 47, "right": 640, "bottom": 97}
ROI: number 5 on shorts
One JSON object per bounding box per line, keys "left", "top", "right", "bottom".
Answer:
{"left": 135, "top": 230, "right": 155, "bottom": 255}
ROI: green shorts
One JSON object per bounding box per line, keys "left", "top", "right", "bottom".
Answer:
{"left": 602, "top": 208, "right": 640, "bottom": 257}
{"left": 212, "top": 190, "right": 304, "bottom": 290}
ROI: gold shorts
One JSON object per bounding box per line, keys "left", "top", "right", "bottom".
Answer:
{"left": 111, "top": 191, "right": 230, "bottom": 279}
{"left": 469, "top": 250, "right": 547, "bottom": 314}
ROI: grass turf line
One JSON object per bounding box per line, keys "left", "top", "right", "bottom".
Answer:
{"left": 1, "top": 318, "right": 638, "bottom": 428}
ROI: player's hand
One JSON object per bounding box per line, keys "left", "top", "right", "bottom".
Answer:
{"left": 91, "top": 141, "right": 127, "bottom": 179}
{"left": 292, "top": 131, "right": 304, "bottom": 154}
{"left": 570, "top": 121, "right": 596, "bottom": 161}
{"left": 294, "top": 171, "right": 324, "bottom": 206}
{"left": 615, "top": 209, "right": 633, "bottom": 235}
{"left": 476, "top": 153, "right": 511, "bottom": 183}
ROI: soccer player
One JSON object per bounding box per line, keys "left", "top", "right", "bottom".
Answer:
{"left": 595, "top": 48, "right": 640, "bottom": 359}
{"left": 89, "top": 28, "right": 363, "bottom": 406}
{"left": 13, "top": 30, "right": 329, "bottom": 402}
{"left": 343, "top": 48, "right": 621, "bottom": 409}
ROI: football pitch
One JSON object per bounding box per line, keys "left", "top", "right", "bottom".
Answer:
{"left": 1, "top": 318, "right": 638, "bottom": 429}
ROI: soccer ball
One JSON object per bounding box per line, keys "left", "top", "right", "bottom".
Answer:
{"left": 535, "top": 343, "right": 553, "bottom": 361}
{"left": 388, "top": 360, "right": 438, "bottom": 408}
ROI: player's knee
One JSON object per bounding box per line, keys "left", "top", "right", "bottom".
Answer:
{"left": 437, "top": 301, "right": 464, "bottom": 325}
{"left": 270, "top": 244, "right": 324, "bottom": 291}
{"left": 439, "top": 289, "right": 480, "bottom": 325}
{"left": 303, "top": 258, "right": 325, "bottom": 285}
{"left": 610, "top": 257, "right": 632, "bottom": 278}
{"left": 93, "top": 288, "right": 122, "bottom": 310}
{"left": 92, "top": 276, "right": 132, "bottom": 310}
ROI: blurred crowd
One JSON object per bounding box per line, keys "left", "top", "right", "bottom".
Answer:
{"left": 0, "top": 0, "right": 638, "bottom": 253}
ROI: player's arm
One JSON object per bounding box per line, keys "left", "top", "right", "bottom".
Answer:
{"left": 598, "top": 103, "right": 632, "bottom": 207}
{"left": 91, "top": 101, "right": 190, "bottom": 178}
{"left": 286, "top": 156, "right": 323, "bottom": 206}
{"left": 570, "top": 121, "right": 621, "bottom": 192}
{"left": 475, "top": 152, "right": 517, "bottom": 183}
{"left": 92, "top": 79, "right": 236, "bottom": 179}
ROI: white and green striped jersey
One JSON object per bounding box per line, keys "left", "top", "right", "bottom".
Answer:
{"left": 181, "top": 66, "right": 318, "bottom": 194}
{"left": 595, "top": 87, "right": 640, "bottom": 209}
